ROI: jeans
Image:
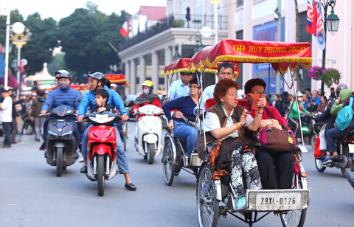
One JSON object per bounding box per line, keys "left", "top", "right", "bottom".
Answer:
{"left": 326, "top": 127, "right": 348, "bottom": 152}
{"left": 173, "top": 120, "right": 198, "bottom": 157}
{"left": 2, "top": 122, "right": 12, "bottom": 146}
{"left": 43, "top": 116, "right": 80, "bottom": 150}
{"left": 82, "top": 125, "right": 129, "bottom": 173}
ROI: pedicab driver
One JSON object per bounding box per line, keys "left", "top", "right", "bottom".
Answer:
{"left": 167, "top": 71, "right": 192, "bottom": 101}
{"left": 77, "top": 72, "right": 136, "bottom": 191}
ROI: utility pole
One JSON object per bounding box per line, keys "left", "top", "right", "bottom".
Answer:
{"left": 4, "top": 9, "right": 10, "bottom": 90}
{"left": 275, "top": 0, "right": 281, "bottom": 94}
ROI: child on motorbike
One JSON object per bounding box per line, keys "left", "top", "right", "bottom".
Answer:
{"left": 91, "top": 89, "right": 114, "bottom": 114}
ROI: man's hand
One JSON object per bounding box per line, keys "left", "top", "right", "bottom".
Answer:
{"left": 97, "top": 107, "right": 106, "bottom": 113}
{"left": 121, "top": 114, "right": 129, "bottom": 122}
{"left": 173, "top": 110, "right": 184, "bottom": 118}
{"left": 40, "top": 110, "right": 47, "bottom": 116}
{"left": 168, "top": 120, "right": 174, "bottom": 130}
{"left": 77, "top": 115, "right": 84, "bottom": 123}
{"left": 335, "top": 97, "right": 340, "bottom": 104}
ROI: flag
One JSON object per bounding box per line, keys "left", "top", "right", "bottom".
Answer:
{"left": 120, "top": 19, "right": 129, "bottom": 37}
{"left": 311, "top": 0, "right": 320, "bottom": 36}
{"left": 19, "top": 60, "right": 25, "bottom": 73}
{"left": 0, "top": 44, "right": 4, "bottom": 78}
{"left": 316, "top": 2, "right": 326, "bottom": 50}
{"left": 306, "top": 0, "right": 313, "bottom": 34}
{"left": 316, "top": 1, "right": 324, "bottom": 36}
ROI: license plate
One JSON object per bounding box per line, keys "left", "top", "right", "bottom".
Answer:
{"left": 348, "top": 144, "right": 354, "bottom": 154}
{"left": 255, "top": 192, "right": 301, "bottom": 210}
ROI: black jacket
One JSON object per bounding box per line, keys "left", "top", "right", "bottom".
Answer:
{"left": 315, "top": 100, "right": 335, "bottom": 137}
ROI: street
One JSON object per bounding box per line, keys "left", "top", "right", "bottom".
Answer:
{"left": 1, "top": 121, "right": 353, "bottom": 227}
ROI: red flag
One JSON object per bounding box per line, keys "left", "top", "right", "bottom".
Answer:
{"left": 0, "top": 44, "right": 2, "bottom": 52}
{"left": 311, "top": 1, "right": 319, "bottom": 35}
{"left": 120, "top": 19, "right": 129, "bottom": 37}
{"left": 19, "top": 61, "right": 25, "bottom": 73}
{"left": 306, "top": 0, "right": 313, "bottom": 34}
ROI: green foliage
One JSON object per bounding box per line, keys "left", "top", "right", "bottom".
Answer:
{"left": 322, "top": 68, "right": 341, "bottom": 88}
{"left": 47, "top": 53, "right": 66, "bottom": 76}
{"left": 172, "top": 19, "right": 185, "bottom": 28}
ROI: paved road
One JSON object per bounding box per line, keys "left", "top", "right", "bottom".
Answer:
{"left": 1, "top": 122, "right": 353, "bottom": 227}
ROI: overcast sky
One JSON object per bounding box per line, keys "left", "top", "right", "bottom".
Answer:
{"left": 1, "top": 0, "right": 166, "bottom": 21}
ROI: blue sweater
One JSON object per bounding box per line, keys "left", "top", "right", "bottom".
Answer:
{"left": 42, "top": 87, "right": 80, "bottom": 111}
{"left": 162, "top": 96, "right": 197, "bottom": 123}
{"left": 78, "top": 86, "right": 127, "bottom": 116}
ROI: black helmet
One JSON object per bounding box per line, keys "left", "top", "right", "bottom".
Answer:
{"left": 89, "top": 72, "right": 106, "bottom": 87}
{"left": 57, "top": 71, "right": 72, "bottom": 81}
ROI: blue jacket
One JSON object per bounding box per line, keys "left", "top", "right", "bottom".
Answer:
{"left": 42, "top": 87, "right": 81, "bottom": 111}
{"left": 78, "top": 86, "right": 127, "bottom": 116}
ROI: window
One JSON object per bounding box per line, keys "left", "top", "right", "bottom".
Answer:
{"left": 237, "top": 0, "right": 244, "bottom": 7}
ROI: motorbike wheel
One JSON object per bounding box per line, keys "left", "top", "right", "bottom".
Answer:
{"left": 280, "top": 173, "right": 307, "bottom": 227}
{"left": 147, "top": 143, "right": 155, "bottom": 164}
{"left": 97, "top": 155, "right": 105, "bottom": 196}
{"left": 343, "top": 146, "right": 354, "bottom": 188}
{"left": 315, "top": 158, "right": 326, "bottom": 172}
{"left": 163, "top": 139, "right": 175, "bottom": 186}
{"left": 56, "top": 148, "right": 63, "bottom": 177}
{"left": 197, "top": 164, "right": 219, "bottom": 227}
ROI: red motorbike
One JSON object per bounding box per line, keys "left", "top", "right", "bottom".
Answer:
{"left": 84, "top": 112, "right": 121, "bottom": 196}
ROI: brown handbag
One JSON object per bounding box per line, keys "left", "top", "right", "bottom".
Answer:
{"left": 254, "top": 108, "right": 296, "bottom": 152}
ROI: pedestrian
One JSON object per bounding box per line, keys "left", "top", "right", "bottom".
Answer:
{"left": 272, "top": 94, "right": 283, "bottom": 116}
{"left": 8, "top": 88, "right": 18, "bottom": 144}
{"left": 0, "top": 89, "right": 13, "bottom": 148}
{"left": 31, "top": 90, "right": 46, "bottom": 141}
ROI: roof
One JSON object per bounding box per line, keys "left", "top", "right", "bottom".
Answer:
{"left": 138, "top": 6, "right": 166, "bottom": 21}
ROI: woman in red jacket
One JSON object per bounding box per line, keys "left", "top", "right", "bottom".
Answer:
{"left": 244, "top": 78, "right": 294, "bottom": 190}
{"left": 133, "top": 80, "right": 161, "bottom": 120}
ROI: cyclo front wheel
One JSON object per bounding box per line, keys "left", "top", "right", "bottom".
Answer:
{"left": 162, "top": 138, "right": 175, "bottom": 186}
{"left": 197, "top": 164, "right": 219, "bottom": 227}
{"left": 280, "top": 173, "right": 307, "bottom": 227}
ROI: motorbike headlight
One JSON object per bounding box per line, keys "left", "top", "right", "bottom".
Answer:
{"left": 48, "top": 131, "right": 57, "bottom": 140}
{"left": 61, "top": 131, "right": 72, "bottom": 140}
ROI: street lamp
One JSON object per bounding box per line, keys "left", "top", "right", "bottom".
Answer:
{"left": 320, "top": 0, "right": 340, "bottom": 96}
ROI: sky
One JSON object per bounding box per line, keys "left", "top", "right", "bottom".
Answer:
{"left": 0, "top": 0, "right": 167, "bottom": 21}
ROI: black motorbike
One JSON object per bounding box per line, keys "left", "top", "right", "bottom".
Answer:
{"left": 44, "top": 106, "right": 78, "bottom": 177}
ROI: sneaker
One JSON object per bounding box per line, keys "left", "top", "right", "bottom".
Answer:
{"left": 79, "top": 156, "right": 84, "bottom": 163}
{"left": 174, "top": 171, "right": 180, "bottom": 176}
{"left": 322, "top": 157, "right": 332, "bottom": 165}
{"left": 39, "top": 143, "right": 45, "bottom": 151}
{"left": 236, "top": 197, "right": 246, "bottom": 209}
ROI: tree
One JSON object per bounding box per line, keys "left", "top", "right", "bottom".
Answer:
{"left": 47, "top": 53, "right": 66, "bottom": 76}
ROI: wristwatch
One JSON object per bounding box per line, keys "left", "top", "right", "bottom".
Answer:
{"left": 257, "top": 110, "right": 263, "bottom": 114}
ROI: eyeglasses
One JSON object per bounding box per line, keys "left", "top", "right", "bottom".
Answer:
{"left": 220, "top": 72, "right": 233, "bottom": 76}
{"left": 189, "top": 85, "right": 199, "bottom": 89}
{"left": 251, "top": 91, "right": 267, "bottom": 96}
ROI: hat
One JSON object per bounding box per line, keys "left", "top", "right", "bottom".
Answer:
{"left": 31, "top": 92, "right": 37, "bottom": 96}
{"left": 1, "top": 89, "right": 8, "bottom": 93}
{"left": 110, "top": 84, "right": 117, "bottom": 88}
{"left": 296, "top": 91, "right": 303, "bottom": 96}
{"left": 162, "top": 91, "right": 167, "bottom": 96}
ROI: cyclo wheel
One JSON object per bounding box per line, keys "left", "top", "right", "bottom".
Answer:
{"left": 197, "top": 164, "right": 219, "bottom": 227}
{"left": 163, "top": 138, "right": 175, "bottom": 186}
{"left": 280, "top": 173, "right": 307, "bottom": 227}
{"left": 314, "top": 158, "right": 326, "bottom": 172}
{"left": 342, "top": 145, "right": 354, "bottom": 188}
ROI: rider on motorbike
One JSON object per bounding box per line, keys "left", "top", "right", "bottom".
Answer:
{"left": 77, "top": 72, "right": 136, "bottom": 191}
{"left": 287, "top": 91, "right": 310, "bottom": 137}
{"left": 132, "top": 80, "right": 161, "bottom": 118}
{"left": 41, "top": 71, "right": 81, "bottom": 157}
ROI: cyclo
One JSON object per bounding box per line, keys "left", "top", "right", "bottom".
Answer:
{"left": 188, "top": 39, "right": 310, "bottom": 227}
{"left": 160, "top": 59, "right": 239, "bottom": 185}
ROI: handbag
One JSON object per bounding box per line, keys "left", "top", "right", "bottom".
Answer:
{"left": 254, "top": 107, "right": 296, "bottom": 152}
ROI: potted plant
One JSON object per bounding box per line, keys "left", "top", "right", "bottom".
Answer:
{"left": 307, "top": 66, "right": 341, "bottom": 88}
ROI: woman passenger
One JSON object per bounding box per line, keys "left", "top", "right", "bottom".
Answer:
{"left": 198, "top": 79, "right": 264, "bottom": 209}
{"left": 244, "top": 78, "right": 294, "bottom": 189}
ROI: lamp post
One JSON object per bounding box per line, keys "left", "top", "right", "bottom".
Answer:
{"left": 320, "top": 0, "right": 340, "bottom": 96}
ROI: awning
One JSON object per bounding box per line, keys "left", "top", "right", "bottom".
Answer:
{"left": 189, "top": 39, "right": 312, "bottom": 75}
{"left": 105, "top": 74, "right": 131, "bottom": 87}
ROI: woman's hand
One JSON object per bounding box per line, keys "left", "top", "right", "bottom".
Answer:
{"left": 239, "top": 110, "right": 250, "bottom": 126}
{"left": 97, "top": 107, "right": 106, "bottom": 113}
{"left": 168, "top": 120, "right": 174, "bottom": 130}
{"left": 257, "top": 98, "right": 267, "bottom": 109}
{"left": 335, "top": 97, "right": 340, "bottom": 104}
{"left": 260, "top": 119, "right": 272, "bottom": 128}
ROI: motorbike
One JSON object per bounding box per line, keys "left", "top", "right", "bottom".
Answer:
{"left": 84, "top": 111, "right": 122, "bottom": 196}
{"left": 288, "top": 113, "right": 318, "bottom": 149}
{"left": 44, "top": 106, "right": 78, "bottom": 177}
{"left": 134, "top": 104, "right": 163, "bottom": 164}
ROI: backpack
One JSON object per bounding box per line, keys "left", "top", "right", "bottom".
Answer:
{"left": 335, "top": 97, "right": 354, "bottom": 131}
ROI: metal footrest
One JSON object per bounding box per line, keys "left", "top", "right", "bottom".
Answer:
{"left": 186, "top": 153, "right": 202, "bottom": 168}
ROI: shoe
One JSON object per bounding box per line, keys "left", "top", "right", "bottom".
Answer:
{"left": 79, "top": 156, "right": 84, "bottom": 163}
{"left": 1, "top": 145, "right": 11, "bottom": 148}
{"left": 80, "top": 166, "right": 87, "bottom": 173}
{"left": 174, "top": 171, "right": 180, "bottom": 176}
{"left": 35, "top": 138, "right": 40, "bottom": 142}
{"left": 236, "top": 197, "right": 246, "bottom": 209}
{"left": 125, "top": 183, "right": 137, "bottom": 191}
{"left": 74, "top": 151, "right": 79, "bottom": 159}
{"left": 322, "top": 157, "right": 332, "bottom": 165}
{"left": 39, "top": 143, "right": 45, "bottom": 151}
{"left": 44, "top": 151, "right": 48, "bottom": 158}
{"left": 12, "top": 142, "right": 18, "bottom": 144}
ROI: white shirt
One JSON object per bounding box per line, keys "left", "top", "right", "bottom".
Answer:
{"left": 0, "top": 96, "right": 13, "bottom": 122}
{"left": 204, "top": 105, "right": 253, "bottom": 142}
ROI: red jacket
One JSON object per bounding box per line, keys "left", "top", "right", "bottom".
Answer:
{"left": 246, "top": 102, "right": 287, "bottom": 126}
{"left": 133, "top": 94, "right": 162, "bottom": 120}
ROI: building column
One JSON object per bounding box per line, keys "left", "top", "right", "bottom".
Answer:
{"left": 164, "top": 47, "right": 172, "bottom": 90}
{"left": 242, "top": 0, "right": 253, "bottom": 86}
{"left": 124, "top": 61, "right": 130, "bottom": 94}
{"left": 130, "top": 59, "right": 136, "bottom": 94}
{"left": 139, "top": 55, "right": 146, "bottom": 92}
{"left": 228, "top": 0, "right": 236, "bottom": 39}
{"left": 151, "top": 51, "right": 159, "bottom": 93}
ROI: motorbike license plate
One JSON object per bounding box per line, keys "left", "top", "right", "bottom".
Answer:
{"left": 348, "top": 144, "right": 354, "bottom": 154}
{"left": 255, "top": 192, "right": 301, "bottom": 211}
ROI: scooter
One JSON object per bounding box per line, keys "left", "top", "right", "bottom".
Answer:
{"left": 84, "top": 112, "right": 122, "bottom": 196}
{"left": 44, "top": 106, "right": 78, "bottom": 177}
{"left": 134, "top": 104, "right": 163, "bottom": 164}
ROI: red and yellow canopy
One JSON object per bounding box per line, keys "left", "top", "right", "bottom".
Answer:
{"left": 105, "top": 74, "right": 130, "bottom": 87}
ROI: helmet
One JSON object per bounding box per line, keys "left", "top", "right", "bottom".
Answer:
{"left": 336, "top": 83, "right": 348, "bottom": 94}
{"left": 55, "top": 69, "right": 69, "bottom": 77}
{"left": 142, "top": 80, "right": 154, "bottom": 92}
{"left": 89, "top": 72, "right": 106, "bottom": 91}
{"left": 57, "top": 70, "right": 72, "bottom": 81}
{"left": 296, "top": 91, "right": 303, "bottom": 97}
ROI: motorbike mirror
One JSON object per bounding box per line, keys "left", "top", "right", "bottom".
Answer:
{"left": 125, "top": 100, "right": 134, "bottom": 107}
